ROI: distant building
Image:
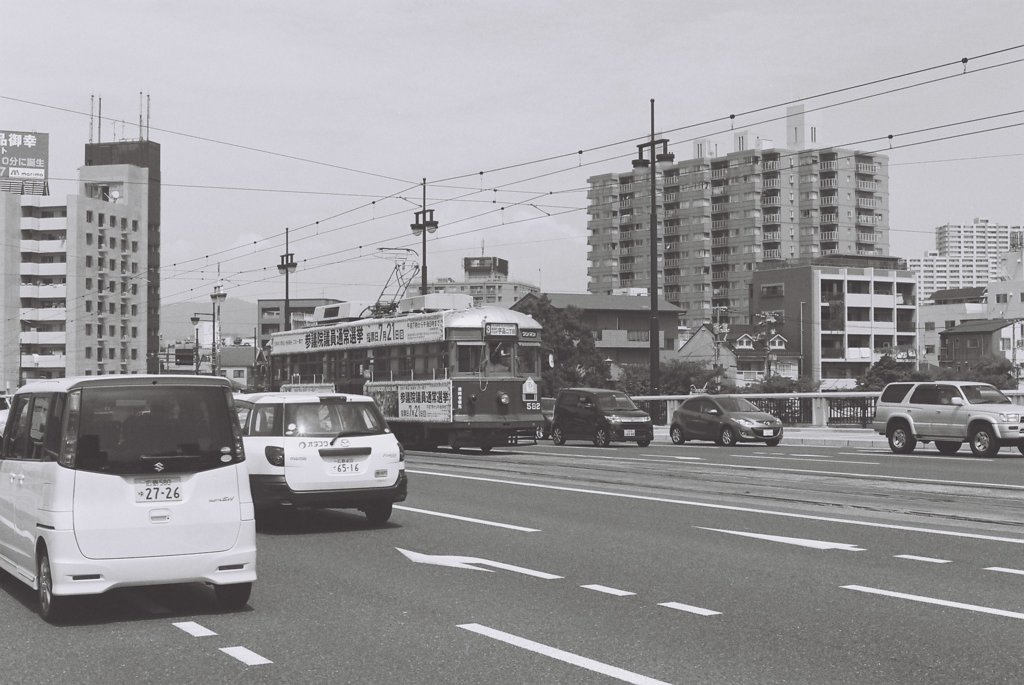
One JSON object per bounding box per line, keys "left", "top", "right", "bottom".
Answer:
{"left": 585, "top": 105, "right": 890, "bottom": 332}
{"left": 511, "top": 292, "right": 682, "bottom": 370}
{"left": 939, "top": 319, "right": 1024, "bottom": 376}
{"left": 428, "top": 256, "right": 539, "bottom": 306}
{"left": 677, "top": 322, "right": 800, "bottom": 387}
{"left": 218, "top": 345, "right": 258, "bottom": 390}
{"left": 905, "top": 219, "right": 1022, "bottom": 301}
{"left": 917, "top": 287, "right": 988, "bottom": 368}
{"left": 0, "top": 138, "right": 159, "bottom": 389}
{"left": 257, "top": 298, "right": 340, "bottom": 350}
{"left": 750, "top": 256, "right": 917, "bottom": 389}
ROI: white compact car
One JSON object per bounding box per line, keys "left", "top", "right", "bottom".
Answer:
{"left": 234, "top": 392, "right": 407, "bottom": 524}
{"left": 0, "top": 375, "right": 256, "bottom": 622}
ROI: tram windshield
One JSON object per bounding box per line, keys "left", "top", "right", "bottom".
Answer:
{"left": 455, "top": 342, "right": 531, "bottom": 377}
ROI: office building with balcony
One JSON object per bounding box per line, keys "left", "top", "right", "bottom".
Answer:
{"left": 0, "top": 141, "right": 158, "bottom": 388}
{"left": 750, "top": 256, "right": 917, "bottom": 389}
{"left": 427, "top": 256, "right": 539, "bottom": 306}
{"left": 585, "top": 106, "right": 890, "bottom": 333}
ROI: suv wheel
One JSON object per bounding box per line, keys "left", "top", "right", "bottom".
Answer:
{"left": 551, "top": 426, "right": 566, "bottom": 445}
{"left": 969, "top": 426, "right": 1000, "bottom": 457}
{"left": 887, "top": 422, "right": 916, "bottom": 454}
{"left": 934, "top": 440, "right": 961, "bottom": 455}
{"left": 593, "top": 426, "right": 611, "bottom": 447}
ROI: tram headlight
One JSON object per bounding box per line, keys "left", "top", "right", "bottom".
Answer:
{"left": 497, "top": 391, "right": 511, "bottom": 405}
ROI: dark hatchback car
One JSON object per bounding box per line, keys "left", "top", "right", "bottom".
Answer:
{"left": 551, "top": 388, "right": 653, "bottom": 447}
{"left": 669, "top": 394, "right": 783, "bottom": 446}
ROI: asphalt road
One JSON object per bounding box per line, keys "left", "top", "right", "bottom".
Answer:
{"left": 2, "top": 439, "right": 1023, "bottom": 684}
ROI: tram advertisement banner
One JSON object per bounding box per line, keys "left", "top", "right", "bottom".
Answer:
{"left": 366, "top": 380, "right": 453, "bottom": 423}
{"left": 271, "top": 311, "right": 445, "bottom": 355}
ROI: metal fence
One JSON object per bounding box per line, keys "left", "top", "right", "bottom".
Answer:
{"left": 633, "top": 391, "right": 881, "bottom": 428}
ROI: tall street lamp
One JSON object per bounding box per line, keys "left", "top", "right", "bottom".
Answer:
{"left": 210, "top": 284, "right": 227, "bottom": 376}
{"left": 633, "top": 99, "right": 673, "bottom": 394}
{"left": 278, "top": 226, "right": 297, "bottom": 332}
{"left": 189, "top": 311, "right": 213, "bottom": 374}
{"left": 410, "top": 178, "right": 438, "bottom": 296}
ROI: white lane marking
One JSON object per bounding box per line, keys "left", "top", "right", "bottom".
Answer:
{"left": 730, "top": 455, "right": 878, "bottom": 465}
{"left": 668, "top": 462, "right": 1024, "bottom": 490}
{"left": 458, "top": 623, "right": 670, "bottom": 685}
{"left": 394, "top": 505, "right": 539, "bottom": 532}
{"left": 894, "top": 554, "right": 951, "bottom": 563}
{"left": 665, "top": 455, "right": 703, "bottom": 460}
{"left": 505, "top": 450, "right": 686, "bottom": 465}
{"left": 695, "top": 527, "right": 865, "bottom": 551}
{"left": 581, "top": 584, "right": 636, "bottom": 596}
{"left": 658, "top": 602, "right": 721, "bottom": 616}
{"left": 396, "top": 548, "right": 562, "bottom": 579}
{"left": 842, "top": 585, "right": 1024, "bottom": 620}
{"left": 838, "top": 451, "right": 993, "bottom": 462}
{"left": 985, "top": 567, "right": 1024, "bottom": 576}
{"left": 173, "top": 621, "right": 217, "bottom": 637}
{"left": 408, "top": 470, "right": 1024, "bottom": 544}
{"left": 220, "top": 646, "right": 273, "bottom": 665}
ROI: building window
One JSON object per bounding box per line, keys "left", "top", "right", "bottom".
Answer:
{"left": 85, "top": 278, "right": 92, "bottom": 290}
{"left": 627, "top": 330, "right": 650, "bottom": 342}
{"left": 760, "top": 283, "right": 784, "bottom": 297}
{"left": 925, "top": 345, "right": 935, "bottom": 354}
{"left": 85, "top": 347, "right": 92, "bottom": 359}
{"left": 924, "top": 322, "right": 935, "bottom": 331}
{"left": 86, "top": 210, "right": 93, "bottom": 223}
{"left": 232, "top": 370, "right": 245, "bottom": 379}
{"left": 967, "top": 338, "right": 979, "bottom": 349}
{"left": 132, "top": 219, "right": 139, "bottom": 231}
{"left": 85, "top": 324, "right": 92, "bottom": 335}
{"left": 996, "top": 293, "right": 1008, "bottom": 303}
{"left": 945, "top": 320, "right": 956, "bottom": 329}
{"left": 86, "top": 233, "right": 93, "bottom": 245}
{"left": 85, "top": 301, "right": 92, "bottom": 313}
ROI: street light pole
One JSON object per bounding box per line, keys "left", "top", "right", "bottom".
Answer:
{"left": 190, "top": 312, "right": 213, "bottom": 375}
{"left": 633, "top": 100, "right": 673, "bottom": 394}
{"left": 411, "top": 178, "right": 438, "bottom": 296}
{"left": 278, "top": 226, "right": 297, "bottom": 332}
{"left": 210, "top": 284, "right": 226, "bottom": 376}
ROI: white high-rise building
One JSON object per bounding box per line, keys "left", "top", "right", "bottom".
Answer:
{"left": 906, "top": 219, "right": 1023, "bottom": 302}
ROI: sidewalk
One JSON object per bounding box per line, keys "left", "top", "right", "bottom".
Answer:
{"left": 653, "top": 425, "right": 888, "bottom": 448}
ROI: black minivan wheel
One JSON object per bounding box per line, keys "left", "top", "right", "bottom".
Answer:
{"left": 593, "top": 426, "right": 611, "bottom": 447}
{"left": 551, "top": 426, "right": 566, "bottom": 445}
{"left": 214, "top": 582, "right": 252, "bottom": 611}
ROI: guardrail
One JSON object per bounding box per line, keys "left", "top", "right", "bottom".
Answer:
{"left": 631, "top": 390, "right": 1024, "bottom": 428}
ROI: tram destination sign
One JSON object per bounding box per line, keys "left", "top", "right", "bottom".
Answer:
{"left": 271, "top": 312, "right": 445, "bottom": 354}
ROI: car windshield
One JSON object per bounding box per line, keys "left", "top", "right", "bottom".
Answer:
{"left": 285, "top": 400, "right": 387, "bottom": 437}
{"left": 961, "top": 385, "right": 1012, "bottom": 405}
{"left": 716, "top": 396, "right": 762, "bottom": 413}
{"left": 595, "top": 393, "right": 638, "bottom": 411}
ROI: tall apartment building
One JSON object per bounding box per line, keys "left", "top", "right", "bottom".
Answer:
{"left": 905, "top": 218, "right": 1023, "bottom": 301}
{"left": 0, "top": 140, "right": 158, "bottom": 388}
{"left": 586, "top": 106, "right": 890, "bottom": 331}
{"left": 427, "top": 256, "right": 539, "bottom": 306}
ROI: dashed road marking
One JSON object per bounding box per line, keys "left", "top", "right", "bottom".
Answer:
{"left": 843, "top": 585, "right": 1024, "bottom": 620}
{"left": 220, "top": 646, "right": 273, "bottom": 666}
{"left": 458, "top": 623, "right": 670, "bottom": 685}
{"left": 394, "top": 505, "right": 540, "bottom": 532}
{"left": 581, "top": 584, "right": 635, "bottom": 596}
{"left": 986, "top": 566, "right": 1024, "bottom": 576}
{"left": 658, "top": 601, "right": 721, "bottom": 616}
{"left": 895, "top": 554, "right": 951, "bottom": 563}
{"left": 173, "top": 621, "right": 217, "bottom": 637}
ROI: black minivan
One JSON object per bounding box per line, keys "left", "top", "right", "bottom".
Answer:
{"left": 550, "top": 388, "right": 653, "bottom": 447}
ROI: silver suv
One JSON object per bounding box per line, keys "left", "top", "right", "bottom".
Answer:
{"left": 872, "top": 381, "right": 1024, "bottom": 457}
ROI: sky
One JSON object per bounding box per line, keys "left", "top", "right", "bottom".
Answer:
{"left": 4, "top": 0, "right": 1024, "bottom": 314}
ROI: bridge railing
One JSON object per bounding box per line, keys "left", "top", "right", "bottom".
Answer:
{"left": 632, "top": 390, "right": 1024, "bottom": 428}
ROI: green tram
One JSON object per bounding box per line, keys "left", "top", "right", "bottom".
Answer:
{"left": 268, "top": 295, "right": 544, "bottom": 452}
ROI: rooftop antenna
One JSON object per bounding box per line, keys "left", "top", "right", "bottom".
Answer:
{"left": 89, "top": 94, "right": 94, "bottom": 143}
{"left": 146, "top": 93, "right": 151, "bottom": 140}
{"left": 98, "top": 96, "right": 102, "bottom": 143}
{"left": 138, "top": 91, "right": 143, "bottom": 141}
{"left": 481, "top": 239, "right": 485, "bottom": 256}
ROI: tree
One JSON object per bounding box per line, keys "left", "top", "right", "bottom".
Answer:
{"left": 615, "top": 360, "right": 720, "bottom": 395}
{"left": 513, "top": 295, "right": 609, "bottom": 396}
{"left": 855, "top": 355, "right": 926, "bottom": 391}
{"left": 966, "top": 355, "right": 1016, "bottom": 389}
{"left": 742, "top": 375, "right": 822, "bottom": 394}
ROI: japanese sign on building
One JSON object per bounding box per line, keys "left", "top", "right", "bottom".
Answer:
{"left": 366, "top": 380, "right": 453, "bottom": 423}
{"left": 0, "top": 131, "right": 49, "bottom": 194}
{"left": 270, "top": 311, "right": 446, "bottom": 355}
